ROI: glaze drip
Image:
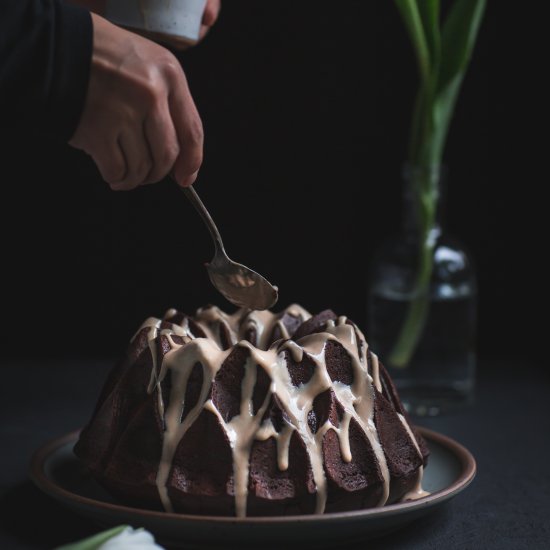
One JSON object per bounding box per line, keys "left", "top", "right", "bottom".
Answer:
{"left": 136, "top": 304, "right": 427, "bottom": 517}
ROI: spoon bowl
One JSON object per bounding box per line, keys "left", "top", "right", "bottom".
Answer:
{"left": 181, "top": 185, "right": 278, "bottom": 311}
{"left": 206, "top": 257, "right": 278, "bottom": 310}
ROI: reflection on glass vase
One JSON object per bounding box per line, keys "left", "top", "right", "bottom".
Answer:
{"left": 368, "top": 165, "right": 477, "bottom": 416}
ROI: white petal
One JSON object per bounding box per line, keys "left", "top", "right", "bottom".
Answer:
{"left": 99, "top": 527, "right": 164, "bottom": 550}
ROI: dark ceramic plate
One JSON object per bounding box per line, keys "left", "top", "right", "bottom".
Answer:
{"left": 29, "top": 427, "right": 475, "bottom": 549}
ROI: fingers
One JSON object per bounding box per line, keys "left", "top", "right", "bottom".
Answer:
{"left": 87, "top": 73, "right": 201, "bottom": 190}
{"left": 179, "top": 170, "right": 199, "bottom": 188}
{"left": 167, "top": 67, "right": 204, "bottom": 187}
{"left": 202, "top": 0, "right": 221, "bottom": 27}
{"left": 199, "top": 25, "right": 210, "bottom": 41}
{"left": 199, "top": 0, "right": 221, "bottom": 40}
{"left": 87, "top": 137, "right": 127, "bottom": 187}
{"left": 112, "top": 127, "right": 153, "bottom": 190}
{"left": 144, "top": 101, "right": 180, "bottom": 184}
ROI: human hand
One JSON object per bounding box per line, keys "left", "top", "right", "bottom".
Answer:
{"left": 199, "top": 0, "right": 221, "bottom": 40}
{"left": 70, "top": 14, "right": 203, "bottom": 190}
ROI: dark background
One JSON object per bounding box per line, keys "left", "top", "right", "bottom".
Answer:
{"left": 2, "top": 2, "right": 525, "bottom": 364}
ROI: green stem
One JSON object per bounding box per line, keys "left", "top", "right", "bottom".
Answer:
{"left": 388, "top": 205, "right": 437, "bottom": 368}
{"left": 388, "top": 0, "right": 485, "bottom": 369}
{"left": 388, "top": 162, "right": 439, "bottom": 368}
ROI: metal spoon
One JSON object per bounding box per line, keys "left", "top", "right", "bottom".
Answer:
{"left": 181, "top": 185, "right": 278, "bottom": 310}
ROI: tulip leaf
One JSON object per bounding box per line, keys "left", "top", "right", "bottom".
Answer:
{"left": 394, "top": 0, "right": 431, "bottom": 81}
{"left": 417, "top": 0, "right": 441, "bottom": 74}
{"left": 438, "top": 0, "right": 486, "bottom": 94}
{"left": 55, "top": 525, "right": 129, "bottom": 550}
{"left": 388, "top": 0, "right": 486, "bottom": 367}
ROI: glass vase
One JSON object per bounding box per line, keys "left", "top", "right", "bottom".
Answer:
{"left": 367, "top": 165, "right": 477, "bottom": 416}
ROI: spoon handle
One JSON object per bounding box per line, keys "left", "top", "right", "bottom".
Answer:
{"left": 181, "top": 185, "right": 226, "bottom": 254}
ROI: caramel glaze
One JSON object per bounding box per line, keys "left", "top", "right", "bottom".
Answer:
{"left": 131, "top": 304, "right": 428, "bottom": 517}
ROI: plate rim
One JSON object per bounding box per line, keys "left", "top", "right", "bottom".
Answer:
{"left": 28, "top": 426, "right": 476, "bottom": 524}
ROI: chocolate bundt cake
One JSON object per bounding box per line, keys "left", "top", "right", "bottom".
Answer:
{"left": 75, "top": 304, "right": 429, "bottom": 517}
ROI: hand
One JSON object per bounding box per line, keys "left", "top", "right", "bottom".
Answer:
{"left": 70, "top": 14, "right": 203, "bottom": 190}
{"left": 199, "top": 0, "right": 221, "bottom": 40}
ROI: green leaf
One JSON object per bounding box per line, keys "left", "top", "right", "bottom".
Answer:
{"left": 55, "top": 525, "right": 130, "bottom": 550}
{"left": 429, "top": 0, "right": 487, "bottom": 160}
{"left": 394, "top": 0, "right": 431, "bottom": 81}
{"left": 431, "top": 75, "right": 462, "bottom": 160}
{"left": 437, "top": 0, "right": 487, "bottom": 94}
{"left": 389, "top": 0, "right": 487, "bottom": 366}
{"left": 417, "top": 0, "right": 441, "bottom": 73}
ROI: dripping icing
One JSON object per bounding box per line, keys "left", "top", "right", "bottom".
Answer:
{"left": 142, "top": 305, "right": 426, "bottom": 516}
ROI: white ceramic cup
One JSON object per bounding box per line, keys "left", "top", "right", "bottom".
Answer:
{"left": 106, "top": 0, "right": 207, "bottom": 45}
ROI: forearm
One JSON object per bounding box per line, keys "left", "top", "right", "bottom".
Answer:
{"left": 0, "top": 0, "right": 93, "bottom": 140}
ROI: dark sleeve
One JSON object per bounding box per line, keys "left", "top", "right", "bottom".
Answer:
{"left": 0, "top": 0, "right": 93, "bottom": 141}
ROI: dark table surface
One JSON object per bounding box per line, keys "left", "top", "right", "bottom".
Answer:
{"left": 1, "top": 358, "right": 549, "bottom": 550}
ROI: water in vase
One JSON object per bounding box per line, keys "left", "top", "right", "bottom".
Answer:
{"left": 369, "top": 281, "right": 476, "bottom": 416}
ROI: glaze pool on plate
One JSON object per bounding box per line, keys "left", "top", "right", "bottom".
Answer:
{"left": 29, "top": 427, "right": 475, "bottom": 549}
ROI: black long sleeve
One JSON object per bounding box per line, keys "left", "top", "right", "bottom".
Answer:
{"left": 0, "top": 0, "right": 93, "bottom": 141}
